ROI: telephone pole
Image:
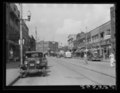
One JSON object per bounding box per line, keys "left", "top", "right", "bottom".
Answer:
{"left": 35, "top": 27, "right": 37, "bottom": 51}
{"left": 19, "top": 3, "right": 31, "bottom": 65}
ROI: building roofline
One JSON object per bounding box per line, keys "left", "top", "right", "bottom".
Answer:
{"left": 89, "top": 20, "right": 111, "bottom": 33}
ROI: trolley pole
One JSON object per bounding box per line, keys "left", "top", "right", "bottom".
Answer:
{"left": 35, "top": 27, "right": 37, "bottom": 51}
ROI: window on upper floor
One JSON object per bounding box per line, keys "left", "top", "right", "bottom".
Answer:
{"left": 106, "top": 29, "right": 111, "bottom": 35}
{"left": 100, "top": 32, "right": 104, "bottom": 38}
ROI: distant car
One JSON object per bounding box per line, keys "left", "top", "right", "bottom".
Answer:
{"left": 65, "top": 51, "right": 72, "bottom": 58}
{"left": 20, "top": 51, "right": 48, "bottom": 78}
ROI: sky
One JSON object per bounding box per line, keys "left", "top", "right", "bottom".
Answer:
{"left": 16, "top": 3, "right": 114, "bottom": 46}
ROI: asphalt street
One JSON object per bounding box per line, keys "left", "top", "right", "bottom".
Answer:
{"left": 13, "top": 57, "right": 116, "bottom": 86}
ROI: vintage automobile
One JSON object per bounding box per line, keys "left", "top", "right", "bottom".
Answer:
{"left": 87, "top": 52, "right": 102, "bottom": 61}
{"left": 20, "top": 51, "right": 48, "bottom": 78}
{"left": 65, "top": 51, "right": 72, "bottom": 58}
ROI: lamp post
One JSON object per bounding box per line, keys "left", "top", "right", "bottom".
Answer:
{"left": 19, "top": 3, "right": 31, "bottom": 65}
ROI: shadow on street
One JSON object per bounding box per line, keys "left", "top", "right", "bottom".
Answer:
{"left": 24, "top": 66, "right": 52, "bottom": 78}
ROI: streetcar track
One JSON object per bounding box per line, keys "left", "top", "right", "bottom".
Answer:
{"left": 52, "top": 57, "right": 115, "bottom": 85}
{"left": 58, "top": 58, "right": 115, "bottom": 78}
{"left": 52, "top": 58, "right": 102, "bottom": 85}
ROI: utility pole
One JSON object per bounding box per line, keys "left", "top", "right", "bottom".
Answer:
{"left": 35, "top": 27, "right": 37, "bottom": 51}
{"left": 19, "top": 3, "right": 31, "bottom": 65}
{"left": 43, "top": 39, "right": 44, "bottom": 53}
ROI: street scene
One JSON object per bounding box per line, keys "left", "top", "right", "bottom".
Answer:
{"left": 6, "top": 3, "right": 116, "bottom": 86}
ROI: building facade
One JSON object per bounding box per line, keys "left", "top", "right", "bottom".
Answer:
{"left": 67, "top": 34, "right": 76, "bottom": 50}
{"left": 6, "top": 3, "right": 31, "bottom": 62}
{"left": 110, "top": 6, "right": 116, "bottom": 55}
{"left": 99, "top": 21, "right": 111, "bottom": 59}
{"left": 36, "top": 41, "right": 49, "bottom": 53}
{"left": 76, "top": 32, "right": 86, "bottom": 51}
{"left": 49, "top": 41, "right": 58, "bottom": 53}
{"left": 75, "top": 21, "right": 111, "bottom": 59}
{"left": 6, "top": 3, "right": 20, "bottom": 61}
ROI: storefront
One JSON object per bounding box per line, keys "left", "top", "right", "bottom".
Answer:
{"left": 100, "top": 39, "right": 111, "bottom": 59}
{"left": 7, "top": 40, "right": 20, "bottom": 62}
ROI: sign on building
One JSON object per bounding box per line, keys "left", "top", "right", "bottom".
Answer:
{"left": 104, "top": 35, "right": 111, "bottom": 40}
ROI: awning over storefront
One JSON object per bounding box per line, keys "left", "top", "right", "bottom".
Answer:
{"left": 7, "top": 40, "right": 19, "bottom": 46}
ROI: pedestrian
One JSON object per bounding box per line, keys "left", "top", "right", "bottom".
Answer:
{"left": 84, "top": 52, "right": 88, "bottom": 64}
{"left": 109, "top": 51, "right": 115, "bottom": 67}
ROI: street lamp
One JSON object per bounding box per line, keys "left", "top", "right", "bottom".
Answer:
{"left": 19, "top": 3, "right": 31, "bottom": 65}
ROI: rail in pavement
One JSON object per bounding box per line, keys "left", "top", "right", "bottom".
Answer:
{"left": 53, "top": 57, "right": 116, "bottom": 78}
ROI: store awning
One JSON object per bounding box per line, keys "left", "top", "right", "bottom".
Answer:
{"left": 7, "top": 40, "right": 19, "bottom": 46}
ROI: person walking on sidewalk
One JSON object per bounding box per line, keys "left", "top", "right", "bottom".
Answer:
{"left": 84, "top": 52, "right": 88, "bottom": 64}
{"left": 109, "top": 52, "right": 115, "bottom": 67}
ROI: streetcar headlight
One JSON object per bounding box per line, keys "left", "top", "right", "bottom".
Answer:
{"left": 36, "top": 60, "right": 40, "bottom": 64}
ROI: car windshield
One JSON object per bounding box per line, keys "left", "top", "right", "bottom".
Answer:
{"left": 25, "top": 53, "right": 43, "bottom": 58}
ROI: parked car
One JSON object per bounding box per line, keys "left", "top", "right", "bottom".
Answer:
{"left": 20, "top": 51, "right": 48, "bottom": 78}
{"left": 88, "top": 52, "right": 102, "bottom": 61}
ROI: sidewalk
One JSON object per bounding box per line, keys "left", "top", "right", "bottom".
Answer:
{"left": 62, "top": 58, "right": 116, "bottom": 78}
{"left": 6, "top": 62, "right": 20, "bottom": 86}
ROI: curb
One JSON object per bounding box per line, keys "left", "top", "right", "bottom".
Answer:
{"left": 7, "top": 75, "right": 20, "bottom": 86}
{"left": 73, "top": 57, "right": 110, "bottom": 62}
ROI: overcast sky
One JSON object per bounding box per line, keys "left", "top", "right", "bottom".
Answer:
{"left": 16, "top": 3, "right": 114, "bottom": 46}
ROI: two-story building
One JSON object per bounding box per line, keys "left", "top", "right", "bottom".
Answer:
{"left": 98, "top": 21, "right": 111, "bottom": 59}
{"left": 75, "top": 21, "right": 111, "bottom": 60}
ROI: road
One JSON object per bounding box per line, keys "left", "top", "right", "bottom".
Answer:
{"left": 13, "top": 57, "right": 116, "bottom": 86}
